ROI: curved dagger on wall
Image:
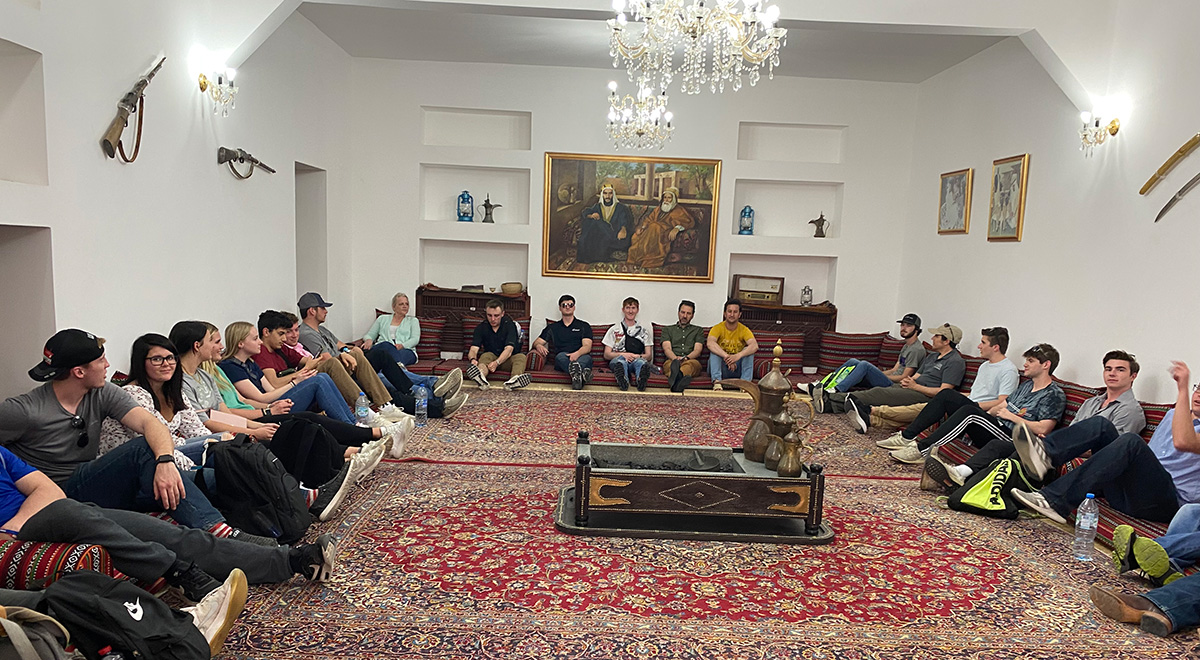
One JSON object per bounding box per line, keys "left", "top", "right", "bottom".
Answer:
{"left": 1142, "top": 132, "right": 1200, "bottom": 195}
{"left": 1155, "top": 170, "right": 1200, "bottom": 222}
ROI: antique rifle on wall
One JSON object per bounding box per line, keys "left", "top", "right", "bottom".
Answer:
{"left": 1141, "top": 132, "right": 1200, "bottom": 195}
{"left": 217, "top": 147, "right": 277, "bottom": 179}
{"left": 100, "top": 56, "right": 166, "bottom": 162}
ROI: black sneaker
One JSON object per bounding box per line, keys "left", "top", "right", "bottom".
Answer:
{"left": 667, "top": 360, "right": 681, "bottom": 390}
{"left": 310, "top": 461, "right": 352, "bottom": 521}
{"left": 846, "top": 395, "right": 870, "bottom": 434}
{"left": 583, "top": 367, "right": 593, "bottom": 384}
{"left": 813, "top": 388, "right": 829, "bottom": 414}
{"left": 569, "top": 361, "right": 583, "bottom": 390}
{"left": 291, "top": 533, "right": 338, "bottom": 581}
{"left": 229, "top": 528, "right": 279, "bottom": 547}
{"left": 635, "top": 365, "right": 650, "bottom": 391}
{"left": 614, "top": 366, "right": 629, "bottom": 391}
{"left": 167, "top": 561, "right": 222, "bottom": 602}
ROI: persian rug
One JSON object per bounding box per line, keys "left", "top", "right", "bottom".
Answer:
{"left": 222, "top": 462, "right": 1199, "bottom": 659}
{"left": 401, "top": 389, "right": 905, "bottom": 478}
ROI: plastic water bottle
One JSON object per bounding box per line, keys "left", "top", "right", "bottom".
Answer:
{"left": 1072, "top": 493, "right": 1100, "bottom": 561}
{"left": 414, "top": 386, "right": 428, "bottom": 427}
{"left": 354, "top": 391, "right": 370, "bottom": 426}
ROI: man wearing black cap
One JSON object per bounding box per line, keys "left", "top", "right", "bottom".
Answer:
{"left": 297, "top": 292, "right": 467, "bottom": 418}
{"left": 808, "top": 313, "right": 926, "bottom": 412}
{"left": 0, "top": 329, "right": 274, "bottom": 545}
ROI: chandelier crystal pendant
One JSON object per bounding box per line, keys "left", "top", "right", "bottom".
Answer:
{"left": 198, "top": 69, "right": 238, "bottom": 117}
{"left": 1078, "top": 111, "right": 1120, "bottom": 158}
{"left": 608, "top": 0, "right": 786, "bottom": 95}
{"left": 606, "top": 81, "right": 675, "bottom": 150}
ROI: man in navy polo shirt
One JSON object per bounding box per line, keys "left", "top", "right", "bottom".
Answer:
{"left": 532, "top": 294, "right": 594, "bottom": 390}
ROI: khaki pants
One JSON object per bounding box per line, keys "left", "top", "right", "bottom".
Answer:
{"left": 870, "top": 403, "right": 927, "bottom": 432}
{"left": 676, "top": 359, "right": 701, "bottom": 377}
{"left": 479, "top": 352, "right": 527, "bottom": 377}
{"left": 317, "top": 348, "right": 390, "bottom": 407}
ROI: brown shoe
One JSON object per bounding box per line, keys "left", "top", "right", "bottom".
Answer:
{"left": 1088, "top": 586, "right": 1174, "bottom": 636}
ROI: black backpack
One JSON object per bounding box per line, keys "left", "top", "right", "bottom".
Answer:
{"left": 199, "top": 434, "right": 312, "bottom": 544}
{"left": 41, "top": 571, "right": 208, "bottom": 660}
{"left": 947, "top": 457, "right": 1036, "bottom": 519}
{"left": 267, "top": 418, "right": 343, "bottom": 488}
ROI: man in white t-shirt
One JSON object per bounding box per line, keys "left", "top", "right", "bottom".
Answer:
{"left": 602, "top": 297, "right": 654, "bottom": 391}
{"left": 870, "top": 327, "right": 1020, "bottom": 440}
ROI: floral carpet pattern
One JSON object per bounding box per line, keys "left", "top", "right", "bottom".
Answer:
{"left": 223, "top": 459, "right": 1200, "bottom": 659}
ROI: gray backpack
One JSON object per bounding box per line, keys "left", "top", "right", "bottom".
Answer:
{"left": 0, "top": 606, "right": 70, "bottom": 660}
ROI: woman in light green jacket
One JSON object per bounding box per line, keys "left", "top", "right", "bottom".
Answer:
{"left": 362, "top": 292, "right": 421, "bottom": 365}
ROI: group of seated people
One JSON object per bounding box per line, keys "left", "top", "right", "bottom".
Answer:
{"left": 808, "top": 313, "right": 1200, "bottom": 637}
{"left": 532, "top": 295, "right": 761, "bottom": 392}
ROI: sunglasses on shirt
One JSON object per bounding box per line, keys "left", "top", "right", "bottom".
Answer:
{"left": 70, "top": 415, "right": 89, "bottom": 448}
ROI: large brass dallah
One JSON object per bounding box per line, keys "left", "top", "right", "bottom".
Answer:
{"left": 722, "top": 341, "right": 814, "bottom": 475}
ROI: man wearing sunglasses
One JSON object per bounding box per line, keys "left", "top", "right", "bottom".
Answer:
{"left": 533, "top": 294, "right": 594, "bottom": 390}
{"left": 0, "top": 329, "right": 275, "bottom": 545}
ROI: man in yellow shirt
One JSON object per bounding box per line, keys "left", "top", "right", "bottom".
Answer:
{"left": 706, "top": 299, "right": 759, "bottom": 390}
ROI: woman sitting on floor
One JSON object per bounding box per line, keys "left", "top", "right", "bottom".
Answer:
{"left": 99, "top": 333, "right": 377, "bottom": 521}
{"left": 362, "top": 292, "right": 421, "bottom": 366}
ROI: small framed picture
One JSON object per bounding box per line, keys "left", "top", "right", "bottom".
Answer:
{"left": 938, "top": 168, "right": 972, "bottom": 234}
{"left": 988, "top": 154, "right": 1030, "bottom": 242}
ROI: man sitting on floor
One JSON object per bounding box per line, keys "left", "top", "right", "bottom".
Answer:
{"left": 869, "top": 326, "right": 1019, "bottom": 436}
{"left": 661, "top": 300, "right": 704, "bottom": 393}
{"left": 602, "top": 297, "right": 654, "bottom": 392}
{"left": 707, "top": 299, "right": 758, "bottom": 390}
{"left": 1088, "top": 573, "right": 1200, "bottom": 637}
{"left": 925, "top": 349, "right": 1144, "bottom": 488}
{"left": 533, "top": 294, "right": 594, "bottom": 390}
{"left": 886, "top": 343, "right": 1065, "bottom": 465}
{"left": 466, "top": 299, "right": 531, "bottom": 391}
{"left": 0, "top": 329, "right": 273, "bottom": 545}
{"left": 1012, "top": 360, "right": 1200, "bottom": 525}
{"left": 806, "top": 313, "right": 925, "bottom": 399}
{"left": 298, "top": 292, "right": 466, "bottom": 418}
{"left": 819, "top": 323, "right": 966, "bottom": 416}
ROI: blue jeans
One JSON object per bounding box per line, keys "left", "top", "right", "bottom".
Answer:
{"left": 372, "top": 341, "right": 426, "bottom": 379}
{"left": 1158, "top": 503, "right": 1200, "bottom": 571}
{"left": 381, "top": 370, "right": 438, "bottom": 392}
{"left": 178, "top": 434, "right": 223, "bottom": 463}
{"left": 1144, "top": 572, "right": 1200, "bottom": 632}
{"left": 286, "top": 373, "right": 355, "bottom": 425}
{"left": 1040, "top": 416, "right": 1179, "bottom": 523}
{"left": 553, "top": 352, "right": 593, "bottom": 373}
{"left": 832, "top": 358, "right": 894, "bottom": 392}
{"left": 709, "top": 354, "right": 753, "bottom": 381}
{"left": 609, "top": 356, "right": 647, "bottom": 379}
{"left": 64, "top": 436, "right": 225, "bottom": 530}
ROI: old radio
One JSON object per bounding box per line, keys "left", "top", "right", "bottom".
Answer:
{"left": 731, "top": 274, "right": 784, "bottom": 304}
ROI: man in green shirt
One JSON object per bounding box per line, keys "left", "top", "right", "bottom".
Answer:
{"left": 660, "top": 300, "right": 704, "bottom": 392}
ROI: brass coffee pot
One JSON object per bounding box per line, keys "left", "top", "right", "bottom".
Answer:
{"left": 724, "top": 341, "right": 804, "bottom": 463}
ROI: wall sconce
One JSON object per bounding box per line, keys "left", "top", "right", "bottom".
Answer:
{"left": 217, "top": 146, "right": 275, "bottom": 179}
{"left": 198, "top": 69, "right": 237, "bottom": 117}
{"left": 1079, "top": 111, "right": 1120, "bottom": 157}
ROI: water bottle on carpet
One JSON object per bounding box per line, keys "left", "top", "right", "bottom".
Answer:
{"left": 1072, "top": 493, "right": 1099, "bottom": 561}
{"left": 415, "top": 385, "right": 428, "bottom": 427}
{"left": 355, "top": 391, "right": 370, "bottom": 426}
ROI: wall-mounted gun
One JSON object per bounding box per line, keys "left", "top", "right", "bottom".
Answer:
{"left": 100, "top": 56, "right": 166, "bottom": 162}
{"left": 217, "top": 147, "right": 277, "bottom": 179}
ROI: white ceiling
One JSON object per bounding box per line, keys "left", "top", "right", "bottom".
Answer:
{"left": 296, "top": 3, "right": 1006, "bottom": 84}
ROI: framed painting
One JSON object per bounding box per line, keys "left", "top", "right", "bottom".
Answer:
{"left": 542, "top": 152, "right": 720, "bottom": 282}
{"left": 938, "top": 168, "right": 972, "bottom": 234}
{"left": 988, "top": 154, "right": 1030, "bottom": 241}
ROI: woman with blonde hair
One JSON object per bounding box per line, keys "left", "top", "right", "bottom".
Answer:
{"left": 362, "top": 292, "right": 420, "bottom": 366}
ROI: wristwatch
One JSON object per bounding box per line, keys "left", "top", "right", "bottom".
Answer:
{"left": 155, "top": 454, "right": 175, "bottom": 465}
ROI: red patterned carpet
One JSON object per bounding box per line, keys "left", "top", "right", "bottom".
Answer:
{"left": 218, "top": 390, "right": 1200, "bottom": 659}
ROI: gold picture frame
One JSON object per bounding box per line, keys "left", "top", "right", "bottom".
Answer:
{"left": 987, "top": 154, "right": 1030, "bottom": 242}
{"left": 541, "top": 152, "right": 720, "bottom": 283}
{"left": 938, "top": 168, "right": 972, "bottom": 234}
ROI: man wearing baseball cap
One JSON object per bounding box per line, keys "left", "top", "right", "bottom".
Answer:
{"left": 0, "top": 329, "right": 275, "bottom": 544}
{"left": 808, "top": 313, "right": 925, "bottom": 412}
{"left": 831, "top": 322, "right": 967, "bottom": 425}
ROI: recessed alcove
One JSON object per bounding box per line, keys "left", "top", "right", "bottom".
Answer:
{"left": 419, "top": 163, "right": 530, "bottom": 224}
{"left": 0, "top": 225, "right": 55, "bottom": 397}
{"left": 737, "top": 122, "right": 845, "bottom": 164}
{"left": 419, "top": 239, "right": 529, "bottom": 291}
{"left": 421, "top": 106, "right": 532, "bottom": 151}
{"left": 727, "top": 253, "right": 837, "bottom": 306}
{"left": 731, "top": 179, "right": 843, "bottom": 238}
{"left": 0, "top": 38, "right": 48, "bottom": 185}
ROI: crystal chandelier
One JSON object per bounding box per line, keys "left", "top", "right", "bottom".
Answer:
{"left": 198, "top": 69, "right": 238, "bottom": 117}
{"left": 608, "top": 0, "right": 786, "bottom": 95}
{"left": 1079, "top": 111, "right": 1120, "bottom": 157}
{"left": 606, "top": 81, "right": 674, "bottom": 150}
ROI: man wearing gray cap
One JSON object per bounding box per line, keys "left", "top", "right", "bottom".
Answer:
{"left": 826, "top": 323, "right": 968, "bottom": 418}
{"left": 808, "top": 313, "right": 925, "bottom": 410}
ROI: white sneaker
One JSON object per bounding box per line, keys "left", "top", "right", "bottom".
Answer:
{"left": 443, "top": 392, "right": 468, "bottom": 417}
{"left": 465, "top": 364, "right": 490, "bottom": 390}
{"left": 384, "top": 418, "right": 411, "bottom": 458}
{"left": 363, "top": 409, "right": 388, "bottom": 429}
{"left": 504, "top": 372, "right": 532, "bottom": 391}
{"left": 876, "top": 432, "right": 911, "bottom": 450}
{"left": 1012, "top": 489, "right": 1067, "bottom": 524}
{"left": 434, "top": 368, "right": 464, "bottom": 398}
{"left": 182, "top": 568, "right": 247, "bottom": 656}
{"left": 377, "top": 403, "right": 412, "bottom": 423}
{"left": 352, "top": 443, "right": 384, "bottom": 483}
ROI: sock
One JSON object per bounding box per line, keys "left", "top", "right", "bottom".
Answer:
{"left": 303, "top": 488, "right": 318, "bottom": 507}
{"left": 208, "top": 522, "right": 233, "bottom": 538}
{"left": 952, "top": 465, "right": 973, "bottom": 480}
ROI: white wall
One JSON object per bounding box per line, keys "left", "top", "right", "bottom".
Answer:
{"left": 347, "top": 58, "right": 917, "bottom": 338}
{"left": 898, "top": 4, "right": 1200, "bottom": 401}
{"left": 0, "top": 3, "right": 352, "bottom": 395}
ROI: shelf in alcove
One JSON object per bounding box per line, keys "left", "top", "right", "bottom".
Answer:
{"left": 419, "top": 162, "right": 531, "bottom": 226}
{"left": 727, "top": 234, "right": 839, "bottom": 258}
{"left": 731, "top": 178, "right": 842, "bottom": 238}
{"left": 417, "top": 220, "right": 533, "bottom": 246}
